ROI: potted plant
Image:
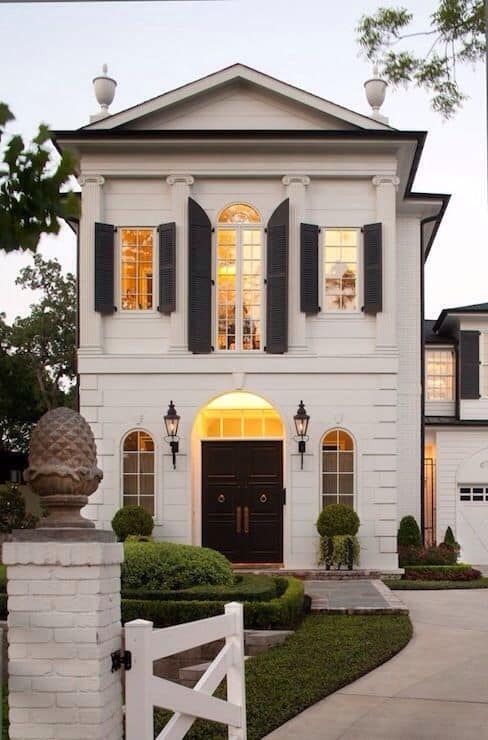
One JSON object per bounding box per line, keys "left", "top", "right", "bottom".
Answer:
{"left": 316, "top": 504, "right": 360, "bottom": 570}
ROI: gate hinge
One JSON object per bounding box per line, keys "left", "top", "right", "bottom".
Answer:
{"left": 111, "top": 649, "right": 132, "bottom": 672}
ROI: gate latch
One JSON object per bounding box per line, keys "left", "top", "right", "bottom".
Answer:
{"left": 111, "top": 649, "right": 132, "bottom": 672}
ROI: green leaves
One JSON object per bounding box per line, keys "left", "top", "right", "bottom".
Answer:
{"left": 356, "top": 1, "right": 486, "bottom": 117}
{"left": 0, "top": 104, "right": 80, "bottom": 253}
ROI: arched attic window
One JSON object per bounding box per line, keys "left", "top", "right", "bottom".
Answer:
{"left": 216, "top": 204, "right": 262, "bottom": 352}
{"left": 122, "top": 430, "right": 155, "bottom": 515}
{"left": 321, "top": 429, "right": 355, "bottom": 509}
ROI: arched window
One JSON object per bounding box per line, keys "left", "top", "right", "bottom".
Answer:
{"left": 321, "top": 429, "right": 354, "bottom": 508}
{"left": 122, "top": 431, "right": 155, "bottom": 515}
{"left": 216, "top": 204, "right": 262, "bottom": 352}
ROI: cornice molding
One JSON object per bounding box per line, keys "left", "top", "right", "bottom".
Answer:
{"left": 282, "top": 175, "right": 310, "bottom": 186}
{"left": 79, "top": 175, "right": 105, "bottom": 187}
{"left": 372, "top": 175, "right": 400, "bottom": 190}
{"left": 166, "top": 175, "right": 195, "bottom": 186}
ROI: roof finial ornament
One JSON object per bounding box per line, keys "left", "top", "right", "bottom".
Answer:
{"left": 90, "top": 64, "right": 117, "bottom": 123}
{"left": 364, "top": 65, "right": 388, "bottom": 124}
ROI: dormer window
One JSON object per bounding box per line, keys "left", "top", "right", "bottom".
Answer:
{"left": 426, "top": 349, "right": 455, "bottom": 401}
{"left": 216, "top": 204, "right": 262, "bottom": 351}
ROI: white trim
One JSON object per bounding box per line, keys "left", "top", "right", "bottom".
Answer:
{"left": 85, "top": 63, "right": 392, "bottom": 132}
{"left": 480, "top": 331, "right": 488, "bottom": 398}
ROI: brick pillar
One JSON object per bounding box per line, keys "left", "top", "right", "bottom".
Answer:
{"left": 4, "top": 537, "right": 124, "bottom": 740}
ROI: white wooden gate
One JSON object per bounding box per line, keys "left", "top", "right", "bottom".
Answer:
{"left": 125, "top": 602, "right": 247, "bottom": 740}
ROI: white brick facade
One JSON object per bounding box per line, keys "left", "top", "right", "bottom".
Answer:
{"left": 4, "top": 542, "right": 124, "bottom": 740}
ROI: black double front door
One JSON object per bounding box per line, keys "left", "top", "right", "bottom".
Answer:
{"left": 202, "top": 441, "right": 283, "bottom": 563}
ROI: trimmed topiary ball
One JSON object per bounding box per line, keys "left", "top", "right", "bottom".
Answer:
{"left": 112, "top": 505, "right": 154, "bottom": 542}
{"left": 316, "top": 504, "right": 360, "bottom": 538}
{"left": 397, "top": 515, "right": 422, "bottom": 548}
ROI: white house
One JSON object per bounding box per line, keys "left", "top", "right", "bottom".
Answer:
{"left": 54, "top": 63, "right": 457, "bottom": 571}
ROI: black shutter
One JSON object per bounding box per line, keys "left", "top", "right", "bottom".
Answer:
{"left": 188, "top": 198, "right": 212, "bottom": 353}
{"left": 94, "top": 222, "right": 115, "bottom": 314}
{"left": 300, "top": 223, "right": 319, "bottom": 314}
{"left": 266, "top": 199, "right": 289, "bottom": 354}
{"left": 158, "top": 222, "right": 176, "bottom": 314}
{"left": 459, "top": 330, "right": 480, "bottom": 399}
{"left": 363, "top": 222, "right": 382, "bottom": 315}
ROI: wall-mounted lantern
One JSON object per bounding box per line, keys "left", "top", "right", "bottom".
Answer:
{"left": 293, "top": 400, "right": 310, "bottom": 470}
{"left": 164, "top": 400, "right": 180, "bottom": 469}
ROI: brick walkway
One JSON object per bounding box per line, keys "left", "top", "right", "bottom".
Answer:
{"left": 306, "top": 579, "right": 408, "bottom": 614}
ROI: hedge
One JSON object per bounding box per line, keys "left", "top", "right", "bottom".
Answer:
{"left": 398, "top": 544, "right": 458, "bottom": 566}
{"left": 121, "top": 541, "right": 234, "bottom": 591}
{"left": 403, "top": 564, "right": 481, "bottom": 581}
{"left": 385, "top": 578, "right": 488, "bottom": 590}
{"left": 122, "top": 576, "right": 305, "bottom": 630}
{"left": 122, "top": 574, "right": 282, "bottom": 603}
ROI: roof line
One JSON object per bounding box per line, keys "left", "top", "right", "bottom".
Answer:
{"left": 54, "top": 128, "right": 424, "bottom": 140}
{"left": 82, "top": 62, "right": 394, "bottom": 132}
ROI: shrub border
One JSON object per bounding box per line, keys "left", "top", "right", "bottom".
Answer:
{"left": 121, "top": 576, "right": 305, "bottom": 630}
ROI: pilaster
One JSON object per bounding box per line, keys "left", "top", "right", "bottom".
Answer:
{"left": 166, "top": 175, "right": 194, "bottom": 353}
{"left": 372, "top": 175, "right": 400, "bottom": 351}
{"left": 282, "top": 175, "right": 310, "bottom": 353}
{"left": 79, "top": 175, "right": 105, "bottom": 354}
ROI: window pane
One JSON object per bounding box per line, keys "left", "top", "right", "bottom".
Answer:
{"left": 323, "top": 474, "right": 338, "bottom": 495}
{"left": 139, "top": 497, "right": 154, "bottom": 516}
{"left": 244, "top": 418, "right": 263, "bottom": 437}
{"left": 140, "top": 453, "right": 154, "bottom": 474}
{"left": 205, "top": 417, "right": 221, "bottom": 437}
{"left": 324, "top": 230, "right": 358, "bottom": 312}
{"left": 323, "top": 451, "right": 338, "bottom": 473}
{"left": 339, "top": 475, "right": 353, "bottom": 494}
{"left": 123, "top": 475, "right": 137, "bottom": 496}
{"left": 339, "top": 452, "right": 354, "bottom": 472}
{"left": 425, "top": 349, "right": 455, "bottom": 401}
{"left": 140, "top": 475, "right": 154, "bottom": 496}
{"left": 123, "top": 453, "right": 137, "bottom": 474}
{"left": 218, "top": 204, "right": 260, "bottom": 223}
{"left": 123, "top": 495, "right": 138, "bottom": 507}
{"left": 120, "top": 229, "right": 153, "bottom": 311}
{"left": 323, "top": 495, "right": 338, "bottom": 508}
{"left": 264, "top": 417, "right": 283, "bottom": 437}
{"left": 338, "top": 431, "right": 353, "bottom": 451}
{"left": 339, "top": 495, "right": 354, "bottom": 508}
{"left": 222, "top": 417, "right": 241, "bottom": 437}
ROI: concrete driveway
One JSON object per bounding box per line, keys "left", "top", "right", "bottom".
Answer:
{"left": 265, "top": 590, "right": 488, "bottom": 739}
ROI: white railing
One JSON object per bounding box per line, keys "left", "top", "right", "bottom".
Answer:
{"left": 125, "top": 602, "right": 247, "bottom": 740}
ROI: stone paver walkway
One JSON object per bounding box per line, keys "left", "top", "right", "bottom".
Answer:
{"left": 306, "top": 579, "right": 408, "bottom": 614}
{"left": 265, "top": 589, "right": 488, "bottom": 740}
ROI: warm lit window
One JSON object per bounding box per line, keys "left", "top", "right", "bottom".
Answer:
{"left": 426, "top": 349, "right": 455, "bottom": 401}
{"left": 323, "top": 229, "right": 358, "bottom": 312}
{"left": 122, "top": 431, "right": 155, "bottom": 515}
{"left": 120, "top": 228, "right": 153, "bottom": 311}
{"left": 321, "top": 429, "right": 354, "bottom": 508}
{"left": 216, "top": 204, "right": 262, "bottom": 351}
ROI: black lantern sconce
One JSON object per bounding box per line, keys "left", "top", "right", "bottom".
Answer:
{"left": 293, "top": 400, "right": 310, "bottom": 470}
{"left": 164, "top": 400, "right": 180, "bottom": 469}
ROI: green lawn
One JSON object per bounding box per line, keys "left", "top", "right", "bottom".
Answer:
{"left": 154, "top": 613, "right": 412, "bottom": 740}
{"left": 385, "top": 578, "right": 488, "bottom": 590}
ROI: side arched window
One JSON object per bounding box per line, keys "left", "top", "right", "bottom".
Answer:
{"left": 122, "top": 430, "right": 155, "bottom": 515}
{"left": 321, "top": 429, "right": 354, "bottom": 509}
{"left": 216, "top": 203, "right": 263, "bottom": 352}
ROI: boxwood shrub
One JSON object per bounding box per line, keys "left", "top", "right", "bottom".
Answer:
{"left": 121, "top": 541, "right": 234, "bottom": 591}
{"left": 122, "top": 574, "right": 280, "bottom": 603}
{"left": 121, "top": 576, "right": 305, "bottom": 630}
{"left": 403, "top": 565, "right": 481, "bottom": 581}
{"left": 112, "top": 505, "right": 153, "bottom": 542}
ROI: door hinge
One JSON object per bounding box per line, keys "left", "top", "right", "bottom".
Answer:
{"left": 282, "top": 488, "right": 286, "bottom": 505}
{"left": 111, "top": 649, "right": 132, "bottom": 672}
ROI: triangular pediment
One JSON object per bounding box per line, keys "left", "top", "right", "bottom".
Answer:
{"left": 85, "top": 63, "right": 392, "bottom": 132}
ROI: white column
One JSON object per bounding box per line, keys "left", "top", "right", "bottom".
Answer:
{"left": 282, "top": 175, "right": 310, "bottom": 353}
{"left": 78, "top": 175, "right": 105, "bottom": 354}
{"left": 4, "top": 540, "right": 124, "bottom": 740}
{"left": 372, "top": 175, "right": 400, "bottom": 351}
{"left": 166, "top": 175, "right": 194, "bottom": 353}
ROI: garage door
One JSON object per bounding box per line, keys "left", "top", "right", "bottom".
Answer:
{"left": 457, "top": 486, "right": 488, "bottom": 564}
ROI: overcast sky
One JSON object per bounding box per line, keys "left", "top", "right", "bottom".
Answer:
{"left": 1, "top": 0, "right": 486, "bottom": 322}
